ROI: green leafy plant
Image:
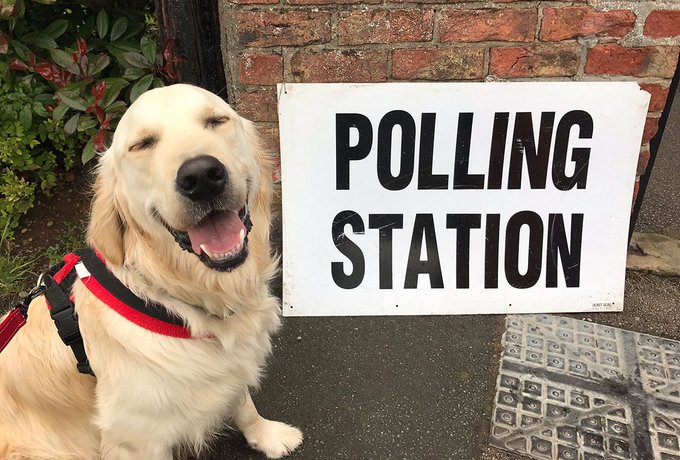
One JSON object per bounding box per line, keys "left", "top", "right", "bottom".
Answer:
{"left": 3, "top": 4, "right": 181, "bottom": 162}
{"left": 0, "top": 74, "right": 78, "bottom": 232}
{"left": 43, "top": 220, "right": 86, "bottom": 265}
{"left": 0, "top": 219, "right": 36, "bottom": 305}
{"left": 0, "top": 0, "right": 180, "bottom": 235}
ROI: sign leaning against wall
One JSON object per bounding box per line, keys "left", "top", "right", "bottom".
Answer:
{"left": 278, "top": 83, "right": 650, "bottom": 317}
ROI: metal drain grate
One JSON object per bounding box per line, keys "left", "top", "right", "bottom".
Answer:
{"left": 491, "top": 315, "right": 680, "bottom": 460}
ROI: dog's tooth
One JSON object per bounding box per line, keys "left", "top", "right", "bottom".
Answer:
{"left": 201, "top": 244, "right": 216, "bottom": 259}
{"left": 239, "top": 228, "right": 245, "bottom": 243}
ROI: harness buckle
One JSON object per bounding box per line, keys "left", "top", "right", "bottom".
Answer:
{"left": 50, "top": 307, "right": 82, "bottom": 346}
{"left": 43, "top": 274, "right": 80, "bottom": 346}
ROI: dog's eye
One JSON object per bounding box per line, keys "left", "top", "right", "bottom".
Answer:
{"left": 129, "top": 136, "right": 157, "bottom": 152}
{"left": 206, "top": 116, "right": 230, "bottom": 129}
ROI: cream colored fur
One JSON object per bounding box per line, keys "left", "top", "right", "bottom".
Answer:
{"left": 0, "top": 84, "right": 302, "bottom": 459}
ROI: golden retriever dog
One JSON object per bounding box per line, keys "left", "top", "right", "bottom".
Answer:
{"left": 0, "top": 84, "right": 302, "bottom": 459}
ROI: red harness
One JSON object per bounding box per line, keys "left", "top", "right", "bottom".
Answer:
{"left": 60, "top": 251, "right": 193, "bottom": 338}
{"left": 0, "top": 249, "right": 196, "bottom": 373}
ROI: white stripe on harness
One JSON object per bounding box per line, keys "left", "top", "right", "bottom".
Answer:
{"left": 75, "top": 262, "right": 91, "bottom": 279}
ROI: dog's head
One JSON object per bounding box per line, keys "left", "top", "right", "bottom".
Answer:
{"left": 88, "top": 84, "right": 269, "bottom": 272}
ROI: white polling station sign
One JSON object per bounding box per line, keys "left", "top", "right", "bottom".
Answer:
{"left": 278, "top": 82, "right": 650, "bottom": 317}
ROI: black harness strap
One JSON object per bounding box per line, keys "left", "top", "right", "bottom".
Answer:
{"left": 43, "top": 248, "right": 191, "bottom": 376}
{"left": 76, "top": 250, "right": 185, "bottom": 327}
{"left": 44, "top": 260, "right": 94, "bottom": 376}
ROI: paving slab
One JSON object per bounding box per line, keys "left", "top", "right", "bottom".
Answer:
{"left": 490, "top": 314, "right": 680, "bottom": 460}
{"left": 628, "top": 232, "right": 680, "bottom": 277}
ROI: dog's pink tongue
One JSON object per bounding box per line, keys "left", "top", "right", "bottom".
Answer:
{"left": 188, "top": 211, "right": 245, "bottom": 255}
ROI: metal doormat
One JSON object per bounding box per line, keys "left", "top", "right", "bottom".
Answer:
{"left": 490, "top": 314, "right": 680, "bottom": 460}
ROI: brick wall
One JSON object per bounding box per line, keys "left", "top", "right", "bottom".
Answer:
{"left": 219, "top": 0, "right": 680, "bottom": 202}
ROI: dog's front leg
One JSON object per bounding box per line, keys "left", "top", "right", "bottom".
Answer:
{"left": 233, "top": 390, "right": 303, "bottom": 459}
{"left": 99, "top": 431, "right": 173, "bottom": 460}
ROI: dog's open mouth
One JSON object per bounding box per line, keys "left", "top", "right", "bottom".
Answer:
{"left": 165, "top": 206, "right": 252, "bottom": 272}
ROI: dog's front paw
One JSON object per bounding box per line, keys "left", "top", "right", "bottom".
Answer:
{"left": 242, "top": 419, "right": 303, "bottom": 459}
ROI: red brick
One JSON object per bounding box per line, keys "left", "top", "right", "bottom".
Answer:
{"left": 489, "top": 44, "right": 580, "bottom": 77}
{"left": 541, "top": 7, "right": 635, "bottom": 41}
{"left": 392, "top": 48, "right": 484, "bottom": 80}
{"left": 440, "top": 9, "right": 536, "bottom": 42}
{"left": 383, "top": 0, "right": 477, "bottom": 2}
{"left": 637, "top": 147, "right": 651, "bottom": 176}
{"left": 238, "top": 52, "right": 283, "bottom": 85}
{"left": 495, "top": 0, "right": 585, "bottom": 2}
{"left": 643, "top": 117, "right": 659, "bottom": 143}
{"left": 288, "top": 0, "right": 379, "bottom": 5}
{"left": 632, "top": 178, "right": 640, "bottom": 206}
{"left": 234, "top": 11, "right": 331, "bottom": 47}
{"left": 272, "top": 156, "right": 281, "bottom": 183}
{"left": 338, "top": 10, "right": 433, "bottom": 45}
{"left": 639, "top": 84, "right": 671, "bottom": 113}
{"left": 235, "top": 89, "right": 278, "bottom": 123}
{"left": 291, "top": 50, "right": 388, "bottom": 83}
{"left": 232, "top": 0, "right": 278, "bottom": 4}
{"left": 585, "top": 44, "right": 680, "bottom": 78}
{"left": 644, "top": 10, "right": 680, "bottom": 38}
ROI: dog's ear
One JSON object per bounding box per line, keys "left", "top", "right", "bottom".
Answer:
{"left": 88, "top": 155, "right": 125, "bottom": 267}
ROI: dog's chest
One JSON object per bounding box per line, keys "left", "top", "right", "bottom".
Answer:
{"left": 80, "top": 295, "right": 277, "bottom": 432}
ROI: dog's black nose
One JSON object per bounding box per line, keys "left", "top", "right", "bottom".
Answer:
{"left": 176, "top": 155, "right": 228, "bottom": 202}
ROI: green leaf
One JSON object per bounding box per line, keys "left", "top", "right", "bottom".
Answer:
{"left": 42, "top": 19, "right": 68, "bottom": 39}
{"left": 101, "top": 77, "right": 129, "bottom": 108}
{"left": 123, "top": 67, "right": 149, "bottom": 81}
{"left": 122, "top": 21, "right": 145, "bottom": 40}
{"left": 110, "top": 17, "right": 128, "bottom": 42}
{"left": 96, "top": 10, "right": 109, "bottom": 39}
{"left": 152, "top": 77, "right": 164, "bottom": 89}
{"left": 122, "top": 51, "right": 151, "bottom": 69}
{"left": 140, "top": 36, "right": 156, "bottom": 65}
{"left": 52, "top": 103, "right": 69, "bottom": 121}
{"left": 23, "top": 33, "right": 57, "bottom": 50}
{"left": 88, "top": 54, "right": 111, "bottom": 76}
{"left": 106, "top": 42, "right": 140, "bottom": 65}
{"left": 82, "top": 140, "right": 96, "bottom": 164}
{"left": 57, "top": 92, "right": 89, "bottom": 111}
{"left": 59, "top": 80, "right": 87, "bottom": 94}
{"left": 64, "top": 113, "right": 79, "bottom": 134}
{"left": 48, "top": 49, "right": 79, "bottom": 74}
{"left": 129, "top": 73, "right": 153, "bottom": 102}
{"left": 11, "top": 40, "right": 29, "bottom": 60}
{"left": 34, "top": 93, "right": 54, "bottom": 105}
{"left": 15, "top": 0, "right": 25, "bottom": 18}
{"left": 105, "top": 100, "right": 127, "bottom": 113}
{"left": 32, "top": 101, "right": 49, "bottom": 118}
{"left": 19, "top": 107, "right": 32, "bottom": 130}
{"left": 77, "top": 116, "right": 98, "bottom": 132}
{"left": 123, "top": 67, "right": 146, "bottom": 81}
